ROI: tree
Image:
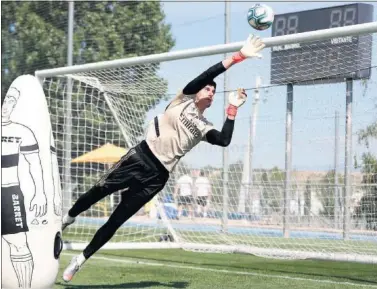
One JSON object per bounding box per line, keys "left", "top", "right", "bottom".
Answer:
{"left": 358, "top": 122, "right": 377, "bottom": 149}
{"left": 355, "top": 106, "right": 377, "bottom": 230}
{"left": 261, "top": 167, "right": 285, "bottom": 214}
{"left": 1, "top": 1, "right": 67, "bottom": 98}
{"left": 1, "top": 2, "right": 175, "bottom": 141}
{"left": 2, "top": 2, "right": 175, "bottom": 190}
{"left": 354, "top": 153, "right": 377, "bottom": 230}
{"left": 2, "top": 2, "right": 175, "bottom": 97}
{"left": 227, "top": 161, "right": 244, "bottom": 208}
{"left": 317, "top": 170, "right": 343, "bottom": 219}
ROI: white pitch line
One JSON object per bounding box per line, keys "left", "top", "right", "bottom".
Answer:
{"left": 63, "top": 253, "right": 377, "bottom": 288}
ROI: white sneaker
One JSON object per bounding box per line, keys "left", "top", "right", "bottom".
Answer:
{"left": 62, "top": 214, "right": 75, "bottom": 231}
{"left": 62, "top": 256, "right": 81, "bottom": 282}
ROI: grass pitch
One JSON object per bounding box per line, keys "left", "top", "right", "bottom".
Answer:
{"left": 54, "top": 249, "right": 377, "bottom": 289}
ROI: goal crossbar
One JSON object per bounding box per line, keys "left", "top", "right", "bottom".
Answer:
{"left": 35, "top": 22, "right": 377, "bottom": 78}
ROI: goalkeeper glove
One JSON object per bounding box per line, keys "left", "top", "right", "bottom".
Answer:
{"left": 232, "top": 34, "right": 266, "bottom": 63}
{"left": 226, "top": 88, "right": 247, "bottom": 117}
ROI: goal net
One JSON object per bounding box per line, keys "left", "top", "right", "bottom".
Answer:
{"left": 37, "top": 23, "right": 377, "bottom": 263}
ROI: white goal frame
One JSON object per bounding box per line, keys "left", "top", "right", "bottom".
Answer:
{"left": 35, "top": 22, "right": 377, "bottom": 263}
{"left": 36, "top": 23, "right": 377, "bottom": 77}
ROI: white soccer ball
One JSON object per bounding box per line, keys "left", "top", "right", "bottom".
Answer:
{"left": 247, "top": 4, "right": 274, "bottom": 31}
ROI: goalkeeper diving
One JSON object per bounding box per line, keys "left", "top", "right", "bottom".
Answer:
{"left": 62, "top": 34, "right": 265, "bottom": 282}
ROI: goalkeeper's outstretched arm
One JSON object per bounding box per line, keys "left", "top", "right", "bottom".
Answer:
{"left": 205, "top": 118, "right": 234, "bottom": 147}
{"left": 205, "top": 88, "right": 247, "bottom": 147}
{"left": 169, "top": 35, "right": 265, "bottom": 105}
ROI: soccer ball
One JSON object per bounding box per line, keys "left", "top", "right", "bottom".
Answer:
{"left": 247, "top": 4, "right": 274, "bottom": 31}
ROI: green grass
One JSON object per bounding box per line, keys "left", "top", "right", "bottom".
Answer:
{"left": 54, "top": 249, "right": 377, "bottom": 289}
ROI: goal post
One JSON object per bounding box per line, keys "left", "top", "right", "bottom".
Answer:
{"left": 36, "top": 22, "right": 377, "bottom": 263}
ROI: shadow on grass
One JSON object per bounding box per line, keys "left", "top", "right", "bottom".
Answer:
{"left": 56, "top": 281, "right": 189, "bottom": 289}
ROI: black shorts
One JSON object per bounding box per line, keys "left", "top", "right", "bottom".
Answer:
{"left": 98, "top": 140, "right": 170, "bottom": 200}
{"left": 197, "top": 196, "right": 208, "bottom": 206}
{"left": 1, "top": 186, "right": 29, "bottom": 235}
{"left": 178, "top": 196, "right": 193, "bottom": 205}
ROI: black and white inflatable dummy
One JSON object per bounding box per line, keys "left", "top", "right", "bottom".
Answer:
{"left": 1, "top": 75, "right": 63, "bottom": 289}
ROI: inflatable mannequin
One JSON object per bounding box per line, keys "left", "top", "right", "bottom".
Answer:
{"left": 1, "top": 75, "right": 63, "bottom": 289}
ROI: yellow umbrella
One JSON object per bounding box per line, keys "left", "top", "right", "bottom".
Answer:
{"left": 71, "top": 143, "right": 128, "bottom": 164}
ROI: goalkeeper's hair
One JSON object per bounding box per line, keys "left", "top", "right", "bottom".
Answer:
{"left": 208, "top": 80, "right": 217, "bottom": 90}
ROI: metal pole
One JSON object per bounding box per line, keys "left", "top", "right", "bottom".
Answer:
{"left": 249, "top": 76, "right": 261, "bottom": 214}
{"left": 284, "top": 83, "right": 293, "bottom": 238}
{"left": 343, "top": 79, "right": 353, "bottom": 240}
{"left": 238, "top": 122, "right": 250, "bottom": 214}
{"left": 238, "top": 77, "right": 261, "bottom": 214}
{"left": 63, "top": 1, "right": 74, "bottom": 215}
{"left": 334, "top": 110, "right": 340, "bottom": 229}
{"left": 222, "top": 0, "right": 230, "bottom": 233}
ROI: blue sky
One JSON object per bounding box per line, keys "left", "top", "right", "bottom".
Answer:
{"left": 146, "top": 1, "right": 377, "bottom": 171}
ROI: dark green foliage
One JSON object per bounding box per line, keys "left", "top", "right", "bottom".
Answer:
{"left": 261, "top": 167, "right": 285, "bottom": 213}
{"left": 354, "top": 153, "right": 377, "bottom": 230}
{"left": 2, "top": 2, "right": 174, "bottom": 99}
{"left": 1, "top": 2, "right": 175, "bottom": 198}
{"left": 355, "top": 104, "right": 377, "bottom": 230}
{"left": 317, "top": 170, "right": 344, "bottom": 218}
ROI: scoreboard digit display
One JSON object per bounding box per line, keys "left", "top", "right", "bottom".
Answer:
{"left": 270, "top": 3, "right": 374, "bottom": 84}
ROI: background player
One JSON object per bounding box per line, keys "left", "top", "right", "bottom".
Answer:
{"left": 194, "top": 171, "right": 212, "bottom": 218}
{"left": 174, "top": 172, "right": 194, "bottom": 219}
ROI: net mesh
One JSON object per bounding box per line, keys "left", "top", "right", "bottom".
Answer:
{"left": 42, "top": 29, "right": 377, "bottom": 262}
